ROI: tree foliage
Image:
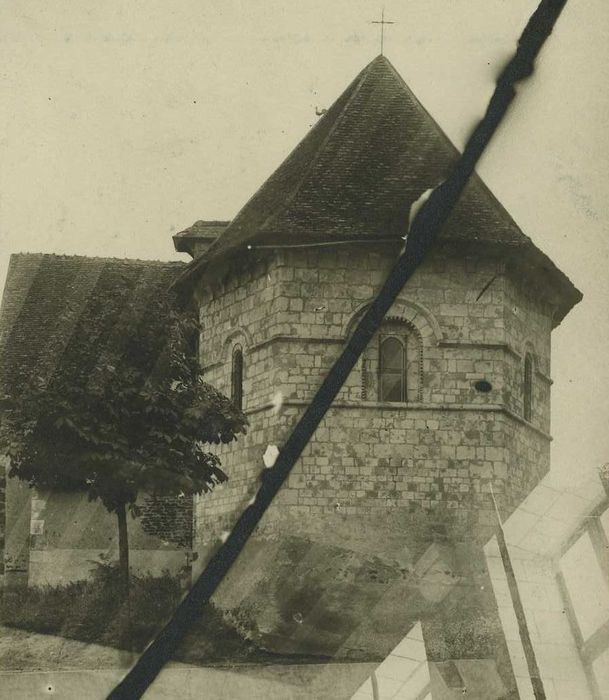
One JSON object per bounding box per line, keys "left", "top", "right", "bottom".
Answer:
{"left": 0, "top": 262, "right": 247, "bottom": 515}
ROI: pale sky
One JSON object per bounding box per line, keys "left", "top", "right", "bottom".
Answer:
{"left": 1, "top": 0, "right": 608, "bottom": 485}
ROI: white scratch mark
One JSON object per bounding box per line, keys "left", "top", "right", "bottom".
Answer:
{"left": 263, "top": 444, "right": 280, "bottom": 468}
{"left": 271, "top": 390, "right": 284, "bottom": 414}
{"left": 406, "top": 187, "right": 435, "bottom": 235}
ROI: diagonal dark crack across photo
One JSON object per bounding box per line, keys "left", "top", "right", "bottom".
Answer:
{"left": 2, "top": 1, "right": 608, "bottom": 699}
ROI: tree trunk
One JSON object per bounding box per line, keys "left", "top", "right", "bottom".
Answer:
{"left": 116, "top": 502, "right": 133, "bottom": 653}
{"left": 116, "top": 503, "right": 130, "bottom": 595}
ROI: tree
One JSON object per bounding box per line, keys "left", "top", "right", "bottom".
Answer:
{"left": 0, "top": 260, "right": 247, "bottom": 592}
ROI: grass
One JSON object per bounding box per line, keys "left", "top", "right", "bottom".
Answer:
{"left": 0, "top": 564, "right": 266, "bottom": 663}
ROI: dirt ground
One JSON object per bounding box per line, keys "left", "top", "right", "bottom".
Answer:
{"left": 0, "top": 625, "right": 375, "bottom": 699}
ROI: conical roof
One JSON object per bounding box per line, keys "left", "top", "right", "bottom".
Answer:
{"left": 176, "top": 55, "right": 581, "bottom": 323}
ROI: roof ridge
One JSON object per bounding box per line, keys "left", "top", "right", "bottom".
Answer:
{"left": 254, "top": 60, "right": 376, "bottom": 240}
{"left": 9, "top": 252, "right": 185, "bottom": 265}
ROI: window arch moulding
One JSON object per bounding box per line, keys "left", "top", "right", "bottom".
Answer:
{"left": 346, "top": 297, "right": 439, "bottom": 404}
{"left": 344, "top": 296, "right": 443, "bottom": 346}
{"left": 219, "top": 327, "right": 254, "bottom": 363}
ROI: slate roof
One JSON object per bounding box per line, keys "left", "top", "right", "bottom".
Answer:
{"left": 0, "top": 254, "right": 185, "bottom": 397}
{"left": 172, "top": 220, "right": 230, "bottom": 256}
{"left": 173, "top": 55, "right": 581, "bottom": 324}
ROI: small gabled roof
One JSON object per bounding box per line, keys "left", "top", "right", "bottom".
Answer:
{"left": 173, "top": 54, "right": 581, "bottom": 324}
{"left": 173, "top": 220, "right": 230, "bottom": 256}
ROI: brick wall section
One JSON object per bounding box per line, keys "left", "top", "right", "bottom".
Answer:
{"left": 139, "top": 495, "right": 193, "bottom": 549}
{"left": 193, "top": 242, "right": 554, "bottom": 564}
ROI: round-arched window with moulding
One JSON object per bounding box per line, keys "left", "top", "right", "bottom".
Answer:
{"left": 353, "top": 309, "right": 425, "bottom": 403}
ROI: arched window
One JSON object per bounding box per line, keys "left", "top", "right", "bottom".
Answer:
{"left": 379, "top": 335, "right": 406, "bottom": 402}
{"left": 523, "top": 352, "right": 533, "bottom": 421}
{"left": 231, "top": 345, "right": 244, "bottom": 410}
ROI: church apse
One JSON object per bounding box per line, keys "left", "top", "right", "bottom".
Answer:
{"left": 175, "top": 54, "right": 581, "bottom": 692}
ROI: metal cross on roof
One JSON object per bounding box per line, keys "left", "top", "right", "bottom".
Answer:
{"left": 371, "top": 8, "right": 395, "bottom": 55}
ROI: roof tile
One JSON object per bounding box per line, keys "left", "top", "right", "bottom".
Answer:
{"left": 173, "top": 56, "right": 581, "bottom": 324}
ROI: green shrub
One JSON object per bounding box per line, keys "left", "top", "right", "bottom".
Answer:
{"left": 1, "top": 567, "right": 182, "bottom": 652}
{"left": 0, "top": 567, "right": 268, "bottom": 663}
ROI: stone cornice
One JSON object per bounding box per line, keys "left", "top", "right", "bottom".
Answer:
{"left": 249, "top": 334, "right": 343, "bottom": 353}
{"left": 244, "top": 399, "right": 552, "bottom": 441}
{"left": 439, "top": 339, "right": 521, "bottom": 360}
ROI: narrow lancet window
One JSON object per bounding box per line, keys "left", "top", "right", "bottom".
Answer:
{"left": 231, "top": 345, "right": 244, "bottom": 410}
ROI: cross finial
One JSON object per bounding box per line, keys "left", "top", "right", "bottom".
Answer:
{"left": 371, "top": 8, "right": 395, "bottom": 55}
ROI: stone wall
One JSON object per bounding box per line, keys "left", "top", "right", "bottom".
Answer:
{"left": 503, "top": 272, "right": 553, "bottom": 434}
{"left": 3, "top": 472, "right": 192, "bottom": 587}
{"left": 3, "top": 473, "right": 31, "bottom": 588}
{"left": 193, "top": 241, "right": 555, "bottom": 569}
